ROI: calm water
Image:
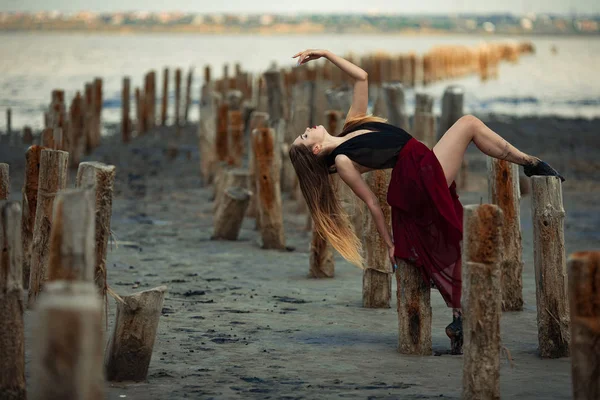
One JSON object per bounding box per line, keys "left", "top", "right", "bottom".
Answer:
{"left": 1, "top": 32, "right": 600, "bottom": 131}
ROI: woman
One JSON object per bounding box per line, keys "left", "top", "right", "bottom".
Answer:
{"left": 289, "top": 49, "right": 564, "bottom": 354}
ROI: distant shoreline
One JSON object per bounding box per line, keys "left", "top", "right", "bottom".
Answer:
{"left": 1, "top": 26, "right": 599, "bottom": 37}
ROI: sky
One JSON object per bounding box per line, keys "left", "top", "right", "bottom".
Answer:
{"left": 1, "top": 0, "right": 599, "bottom": 15}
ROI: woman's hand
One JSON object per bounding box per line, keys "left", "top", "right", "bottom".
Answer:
{"left": 292, "top": 49, "right": 328, "bottom": 66}
{"left": 388, "top": 245, "right": 397, "bottom": 273}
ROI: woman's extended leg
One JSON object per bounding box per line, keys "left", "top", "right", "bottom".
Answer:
{"left": 432, "top": 115, "right": 563, "bottom": 186}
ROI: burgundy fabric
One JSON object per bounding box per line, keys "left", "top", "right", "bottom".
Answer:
{"left": 387, "top": 138, "right": 463, "bottom": 308}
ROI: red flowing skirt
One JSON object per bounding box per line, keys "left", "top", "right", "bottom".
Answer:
{"left": 387, "top": 138, "right": 463, "bottom": 308}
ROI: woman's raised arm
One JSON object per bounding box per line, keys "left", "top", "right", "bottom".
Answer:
{"left": 293, "top": 49, "right": 368, "bottom": 119}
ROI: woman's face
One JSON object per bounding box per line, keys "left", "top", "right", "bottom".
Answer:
{"left": 292, "top": 125, "right": 326, "bottom": 150}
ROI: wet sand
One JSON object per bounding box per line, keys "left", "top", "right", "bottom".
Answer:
{"left": 2, "top": 115, "right": 599, "bottom": 399}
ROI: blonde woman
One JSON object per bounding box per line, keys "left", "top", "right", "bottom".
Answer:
{"left": 289, "top": 49, "right": 564, "bottom": 354}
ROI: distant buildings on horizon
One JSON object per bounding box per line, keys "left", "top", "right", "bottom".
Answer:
{"left": 0, "top": 11, "right": 598, "bottom": 34}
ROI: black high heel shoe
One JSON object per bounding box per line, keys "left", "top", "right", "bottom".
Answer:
{"left": 523, "top": 159, "right": 565, "bottom": 182}
{"left": 445, "top": 311, "right": 463, "bottom": 355}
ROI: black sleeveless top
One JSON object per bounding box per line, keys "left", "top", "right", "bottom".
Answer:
{"left": 325, "top": 121, "right": 413, "bottom": 173}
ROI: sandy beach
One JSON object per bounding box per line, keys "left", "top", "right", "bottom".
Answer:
{"left": 1, "top": 114, "right": 598, "bottom": 399}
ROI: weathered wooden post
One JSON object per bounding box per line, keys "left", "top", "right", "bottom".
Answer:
{"left": 21, "top": 146, "right": 43, "bottom": 288}
{"left": 22, "top": 126, "right": 33, "bottom": 145}
{"left": 76, "top": 162, "right": 116, "bottom": 306}
{"left": 92, "top": 78, "right": 103, "bottom": 148}
{"left": 439, "top": 85, "right": 466, "bottom": 188}
{"left": 252, "top": 127, "right": 285, "bottom": 249}
{"left": 0, "top": 163, "right": 8, "bottom": 200}
{"left": 28, "top": 149, "right": 69, "bottom": 307}
{"left": 216, "top": 101, "right": 229, "bottom": 165}
{"left": 5, "top": 108, "right": 11, "bottom": 144}
{"left": 396, "top": 257, "right": 432, "bottom": 355}
{"left": 381, "top": 83, "right": 409, "bottom": 130}
{"left": 198, "top": 84, "right": 220, "bottom": 185}
{"left": 488, "top": 158, "right": 523, "bottom": 311}
{"left": 122, "top": 77, "right": 131, "bottom": 143}
{"left": 184, "top": 67, "right": 193, "bottom": 124}
{"left": 143, "top": 72, "right": 155, "bottom": 131}
{"left": 531, "top": 176, "right": 570, "bottom": 358}
{"left": 47, "top": 189, "right": 95, "bottom": 282}
{"left": 213, "top": 168, "right": 249, "bottom": 212}
{"left": 412, "top": 113, "right": 436, "bottom": 149}
{"left": 174, "top": 68, "right": 182, "bottom": 129}
{"left": 213, "top": 188, "right": 252, "bottom": 241}
{"left": 135, "top": 87, "right": 144, "bottom": 135}
{"left": 69, "top": 92, "right": 84, "bottom": 166}
{"left": 415, "top": 93, "right": 434, "bottom": 113}
{"left": 0, "top": 201, "right": 26, "bottom": 400}
{"left": 438, "top": 85, "right": 464, "bottom": 140}
{"left": 568, "top": 251, "right": 600, "bottom": 400}
{"left": 462, "top": 204, "right": 503, "bottom": 399}
{"left": 31, "top": 281, "right": 104, "bottom": 400}
{"left": 362, "top": 170, "right": 393, "bottom": 308}
{"left": 246, "top": 111, "right": 269, "bottom": 221}
{"left": 263, "top": 69, "right": 287, "bottom": 123}
{"left": 104, "top": 285, "right": 167, "bottom": 382}
{"left": 161, "top": 67, "right": 169, "bottom": 126}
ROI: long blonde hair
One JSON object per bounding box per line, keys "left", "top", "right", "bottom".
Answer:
{"left": 289, "top": 114, "right": 387, "bottom": 268}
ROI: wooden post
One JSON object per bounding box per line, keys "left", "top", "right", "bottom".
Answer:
{"left": 5, "top": 108, "right": 11, "bottom": 144}
{"left": 0, "top": 163, "right": 8, "bottom": 200}
{"left": 31, "top": 281, "right": 104, "bottom": 400}
{"left": 161, "top": 67, "right": 169, "bottom": 126}
{"left": 69, "top": 92, "right": 84, "bottom": 167}
{"left": 198, "top": 87, "right": 220, "bottom": 185}
{"left": 47, "top": 189, "right": 95, "bottom": 282}
{"left": 216, "top": 103, "right": 229, "bottom": 164}
{"left": 531, "top": 176, "right": 570, "bottom": 358}
{"left": 93, "top": 78, "right": 103, "bottom": 148}
{"left": 21, "top": 146, "right": 43, "bottom": 288}
{"left": 213, "top": 168, "right": 249, "bottom": 212}
{"left": 213, "top": 187, "right": 252, "bottom": 240}
{"left": 228, "top": 110, "right": 244, "bottom": 167}
{"left": 415, "top": 93, "right": 434, "bottom": 113}
{"left": 247, "top": 111, "right": 269, "bottom": 222}
{"left": 184, "top": 67, "right": 193, "bottom": 124}
{"left": 488, "top": 158, "right": 523, "bottom": 311}
{"left": 104, "top": 286, "right": 167, "bottom": 382}
{"left": 381, "top": 83, "right": 409, "bottom": 130}
{"left": 462, "top": 204, "right": 503, "bottom": 400}
{"left": 144, "top": 72, "right": 155, "bottom": 130}
{"left": 76, "top": 162, "right": 116, "bottom": 306}
{"left": 135, "top": 87, "right": 144, "bottom": 135}
{"left": 122, "top": 77, "right": 131, "bottom": 143}
{"left": 439, "top": 85, "right": 466, "bottom": 187}
{"left": 396, "top": 259, "right": 432, "bottom": 355}
{"left": 568, "top": 251, "right": 600, "bottom": 400}
{"left": 263, "top": 69, "right": 287, "bottom": 123}
{"left": 0, "top": 201, "right": 26, "bottom": 400}
{"left": 362, "top": 170, "right": 393, "bottom": 308}
{"left": 438, "top": 85, "right": 464, "bottom": 140}
{"left": 28, "top": 149, "right": 69, "bottom": 307}
{"left": 412, "top": 112, "right": 436, "bottom": 149}
{"left": 22, "top": 126, "right": 33, "bottom": 145}
{"left": 174, "top": 68, "right": 182, "bottom": 129}
{"left": 252, "top": 128, "right": 285, "bottom": 249}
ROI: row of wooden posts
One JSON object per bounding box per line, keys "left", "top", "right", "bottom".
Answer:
{"left": 198, "top": 60, "right": 595, "bottom": 398}
{"left": 0, "top": 70, "right": 174, "bottom": 397}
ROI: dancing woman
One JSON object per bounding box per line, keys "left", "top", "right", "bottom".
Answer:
{"left": 288, "top": 49, "right": 564, "bottom": 353}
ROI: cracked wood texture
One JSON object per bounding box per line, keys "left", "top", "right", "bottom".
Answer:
{"left": 28, "top": 149, "right": 69, "bottom": 308}
{"left": 104, "top": 285, "right": 167, "bottom": 382}
{"left": 531, "top": 176, "right": 570, "bottom": 358}
{"left": 0, "top": 163, "right": 8, "bottom": 200}
{"left": 0, "top": 202, "right": 25, "bottom": 400}
{"left": 252, "top": 127, "right": 285, "bottom": 249}
{"left": 488, "top": 158, "right": 524, "bottom": 311}
{"left": 462, "top": 204, "right": 503, "bottom": 400}
{"left": 568, "top": 251, "right": 600, "bottom": 400}
{"left": 213, "top": 187, "right": 251, "bottom": 241}
{"left": 21, "top": 145, "right": 43, "bottom": 288}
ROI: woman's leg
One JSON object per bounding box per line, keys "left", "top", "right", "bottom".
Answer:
{"left": 432, "top": 115, "right": 562, "bottom": 186}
